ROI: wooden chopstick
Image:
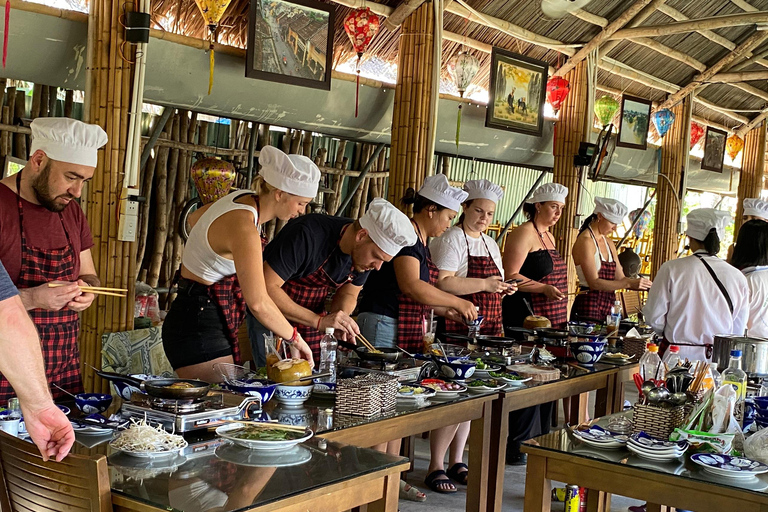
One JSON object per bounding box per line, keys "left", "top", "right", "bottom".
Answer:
{"left": 48, "top": 283, "right": 128, "bottom": 292}
{"left": 220, "top": 420, "right": 308, "bottom": 432}
{"left": 355, "top": 333, "right": 380, "bottom": 353}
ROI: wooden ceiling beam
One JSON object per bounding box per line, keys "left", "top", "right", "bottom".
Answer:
{"left": 730, "top": 0, "right": 759, "bottom": 13}
{"left": 737, "top": 108, "right": 768, "bottom": 138}
{"left": 707, "top": 70, "right": 768, "bottom": 83}
{"left": 382, "top": 0, "right": 427, "bottom": 30}
{"left": 632, "top": 37, "right": 706, "bottom": 71}
{"left": 729, "top": 82, "right": 768, "bottom": 103}
{"left": 610, "top": 11, "right": 768, "bottom": 40}
{"left": 571, "top": 9, "right": 608, "bottom": 27}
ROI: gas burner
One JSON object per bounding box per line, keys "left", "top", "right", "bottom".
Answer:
{"left": 151, "top": 397, "right": 206, "bottom": 414}
{"left": 340, "top": 357, "right": 431, "bottom": 382}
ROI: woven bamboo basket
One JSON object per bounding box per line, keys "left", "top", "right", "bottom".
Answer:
{"left": 632, "top": 402, "right": 685, "bottom": 439}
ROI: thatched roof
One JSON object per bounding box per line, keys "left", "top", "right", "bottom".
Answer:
{"left": 151, "top": 0, "right": 768, "bottom": 132}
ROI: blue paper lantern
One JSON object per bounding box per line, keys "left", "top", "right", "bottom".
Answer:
{"left": 652, "top": 109, "right": 675, "bottom": 138}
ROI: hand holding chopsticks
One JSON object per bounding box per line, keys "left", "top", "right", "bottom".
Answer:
{"left": 48, "top": 282, "right": 126, "bottom": 298}
{"left": 355, "top": 333, "right": 382, "bottom": 353}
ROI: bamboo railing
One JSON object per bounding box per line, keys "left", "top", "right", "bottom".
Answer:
{"left": 734, "top": 121, "right": 766, "bottom": 234}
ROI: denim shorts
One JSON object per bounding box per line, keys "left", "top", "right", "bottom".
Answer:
{"left": 357, "top": 312, "right": 397, "bottom": 349}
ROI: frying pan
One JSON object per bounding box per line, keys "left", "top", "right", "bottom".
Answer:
{"left": 338, "top": 340, "right": 401, "bottom": 362}
{"left": 95, "top": 371, "right": 211, "bottom": 400}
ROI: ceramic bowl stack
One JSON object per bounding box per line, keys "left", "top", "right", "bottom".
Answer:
{"left": 627, "top": 431, "right": 688, "bottom": 461}
{"left": 753, "top": 397, "right": 768, "bottom": 428}
{"left": 691, "top": 453, "right": 768, "bottom": 480}
{"left": 571, "top": 425, "right": 628, "bottom": 450}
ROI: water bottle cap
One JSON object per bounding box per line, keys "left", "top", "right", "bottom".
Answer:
{"left": 731, "top": 349, "right": 742, "bottom": 357}
{"left": 647, "top": 343, "right": 658, "bottom": 352}
{"left": 669, "top": 346, "right": 679, "bottom": 353}
{"left": 324, "top": 328, "right": 335, "bottom": 335}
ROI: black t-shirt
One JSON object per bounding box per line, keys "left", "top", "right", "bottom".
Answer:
{"left": 359, "top": 238, "right": 430, "bottom": 318}
{"left": 264, "top": 214, "right": 369, "bottom": 287}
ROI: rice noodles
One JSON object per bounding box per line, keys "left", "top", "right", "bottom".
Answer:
{"left": 110, "top": 418, "right": 188, "bottom": 453}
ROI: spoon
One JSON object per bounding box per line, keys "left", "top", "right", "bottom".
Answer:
{"left": 396, "top": 346, "right": 415, "bottom": 358}
{"left": 52, "top": 383, "right": 78, "bottom": 399}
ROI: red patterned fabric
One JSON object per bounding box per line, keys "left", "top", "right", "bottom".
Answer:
{"left": 571, "top": 260, "right": 617, "bottom": 323}
{"left": 396, "top": 246, "right": 439, "bottom": 354}
{"left": 0, "top": 172, "right": 82, "bottom": 403}
{"left": 530, "top": 250, "right": 568, "bottom": 330}
{"left": 444, "top": 231, "right": 503, "bottom": 336}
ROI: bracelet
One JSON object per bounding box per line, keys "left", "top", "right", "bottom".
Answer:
{"left": 288, "top": 327, "right": 298, "bottom": 344}
{"left": 316, "top": 312, "right": 327, "bottom": 332}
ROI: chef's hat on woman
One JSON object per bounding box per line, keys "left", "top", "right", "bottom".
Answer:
{"left": 417, "top": 174, "right": 469, "bottom": 212}
{"left": 593, "top": 197, "right": 628, "bottom": 224}
{"left": 259, "top": 146, "right": 320, "bottom": 198}
{"left": 686, "top": 208, "right": 732, "bottom": 241}
{"left": 743, "top": 198, "right": 768, "bottom": 221}
{"left": 526, "top": 183, "right": 568, "bottom": 204}
{"left": 463, "top": 179, "right": 504, "bottom": 204}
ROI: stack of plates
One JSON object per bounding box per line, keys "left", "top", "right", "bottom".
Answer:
{"left": 627, "top": 432, "right": 688, "bottom": 461}
{"left": 691, "top": 453, "right": 768, "bottom": 479}
{"left": 571, "top": 425, "right": 628, "bottom": 449}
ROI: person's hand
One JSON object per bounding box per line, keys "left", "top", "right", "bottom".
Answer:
{"left": 628, "top": 277, "right": 652, "bottom": 291}
{"left": 319, "top": 311, "right": 360, "bottom": 342}
{"left": 30, "top": 281, "right": 81, "bottom": 311}
{"left": 20, "top": 401, "right": 75, "bottom": 462}
{"left": 543, "top": 285, "right": 565, "bottom": 301}
{"left": 453, "top": 299, "right": 477, "bottom": 323}
{"left": 483, "top": 276, "right": 515, "bottom": 294}
{"left": 442, "top": 308, "right": 464, "bottom": 324}
{"left": 67, "top": 279, "right": 96, "bottom": 312}
{"left": 288, "top": 333, "right": 315, "bottom": 369}
{"left": 503, "top": 281, "right": 518, "bottom": 296}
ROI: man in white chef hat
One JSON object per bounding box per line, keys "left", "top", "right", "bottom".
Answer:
{"left": 644, "top": 208, "right": 749, "bottom": 361}
{"left": 248, "top": 196, "right": 416, "bottom": 365}
{"left": 742, "top": 198, "right": 768, "bottom": 223}
{"left": 0, "top": 118, "right": 107, "bottom": 402}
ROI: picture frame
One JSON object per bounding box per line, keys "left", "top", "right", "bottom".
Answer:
{"left": 246, "top": 0, "right": 335, "bottom": 90}
{"left": 485, "top": 48, "right": 548, "bottom": 137}
{"left": 701, "top": 126, "right": 727, "bottom": 173}
{"left": 2, "top": 156, "right": 25, "bottom": 179}
{"left": 616, "top": 95, "right": 652, "bottom": 150}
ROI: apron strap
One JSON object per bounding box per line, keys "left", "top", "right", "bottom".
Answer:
{"left": 694, "top": 254, "right": 733, "bottom": 315}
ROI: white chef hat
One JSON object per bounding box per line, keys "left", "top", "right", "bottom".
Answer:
{"left": 686, "top": 208, "right": 732, "bottom": 241}
{"left": 259, "top": 146, "right": 320, "bottom": 198}
{"left": 29, "top": 118, "right": 108, "bottom": 168}
{"left": 743, "top": 198, "right": 768, "bottom": 220}
{"left": 593, "top": 197, "right": 628, "bottom": 224}
{"left": 417, "top": 174, "right": 469, "bottom": 212}
{"left": 463, "top": 179, "right": 504, "bottom": 204}
{"left": 525, "top": 183, "right": 568, "bottom": 204}
{"left": 359, "top": 198, "right": 417, "bottom": 257}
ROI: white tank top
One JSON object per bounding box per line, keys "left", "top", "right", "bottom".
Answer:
{"left": 182, "top": 190, "right": 259, "bottom": 283}
{"left": 575, "top": 227, "right": 613, "bottom": 285}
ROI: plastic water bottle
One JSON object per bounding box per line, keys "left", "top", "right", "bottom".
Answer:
{"left": 318, "top": 328, "right": 337, "bottom": 383}
{"left": 722, "top": 349, "right": 747, "bottom": 426}
{"left": 662, "top": 345, "right": 681, "bottom": 369}
{"left": 606, "top": 300, "right": 622, "bottom": 332}
{"left": 639, "top": 343, "right": 663, "bottom": 381}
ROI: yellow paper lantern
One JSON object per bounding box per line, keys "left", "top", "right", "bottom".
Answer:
{"left": 193, "top": 0, "right": 234, "bottom": 95}
{"left": 726, "top": 134, "right": 744, "bottom": 160}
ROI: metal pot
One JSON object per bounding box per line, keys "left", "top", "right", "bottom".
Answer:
{"left": 713, "top": 334, "right": 768, "bottom": 376}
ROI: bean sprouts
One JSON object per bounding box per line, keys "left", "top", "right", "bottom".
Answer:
{"left": 110, "top": 418, "right": 187, "bottom": 453}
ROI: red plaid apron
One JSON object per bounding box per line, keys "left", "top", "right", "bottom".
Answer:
{"left": 444, "top": 230, "right": 503, "bottom": 336}
{"left": 530, "top": 250, "right": 568, "bottom": 330}
{"left": 396, "top": 240, "right": 439, "bottom": 354}
{"left": 571, "top": 228, "right": 617, "bottom": 323}
{"left": 0, "top": 172, "right": 83, "bottom": 403}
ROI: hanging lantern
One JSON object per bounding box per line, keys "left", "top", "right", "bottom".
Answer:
{"left": 343, "top": 7, "right": 380, "bottom": 118}
{"left": 191, "top": 157, "right": 236, "bottom": 204}
{"left": 726, "top": 134, "right": 745, "bottom": 160}
{"left": 594, "top": 95, "right": 620, "bottom": 127}
{"left": 651, "top": 108, "right": 675, "bottom": 139}
{"left": 690, "top": 122, "right": 705, "bottom": 149}
{"left": 546, "top": 76, "right": 570, "bottom": 113}
{"left": 193, "top": 0, "right": 234, "bottom": 95}
{"left": 447, "top": 51, "right": 480, "bottom": 152}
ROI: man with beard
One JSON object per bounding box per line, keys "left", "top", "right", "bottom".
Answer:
{"left": 0, "top": 118, "right": 107, "bottom": 402}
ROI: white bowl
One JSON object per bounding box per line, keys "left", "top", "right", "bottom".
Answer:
{"left": 274, "top": 383, "right": 314, "bottom": 406}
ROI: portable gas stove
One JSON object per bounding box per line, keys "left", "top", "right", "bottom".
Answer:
{"left": 120, "top": 391, "right": 261, "bottom": 432}
{"left": 339, "top": 357, "right": 436, "bottom": 382}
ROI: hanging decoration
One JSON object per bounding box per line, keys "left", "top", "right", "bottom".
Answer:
{"left": 726, "top": 133, "right": 745, "bottom": 161}
{"left": 343, "top": 7, "right": 380, "bottom": 118}
{"left": 3, "top": 0, "right": 9, "bottom": 68}
{"left": 651, "top": 108, "right": 675, "bottom": 139}
{"left": 689, "top": 122, "right": 705, "bottom": 149}
{"left": 192, "top": 0, "right": 234, "bottom": 95}
{"left": 447, "top": 51, "right": 480, "bottom": 151}
{"left": 594, "top": 95, "right": 620, "bottom": 127}
{"left": 546, "top": 76, "right": 570, "bottom": 113}
{"left": 191, "top": 157, "right": 236, "bottom": 204}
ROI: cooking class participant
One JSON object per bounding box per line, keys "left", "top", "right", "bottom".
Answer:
{"left": 0, "top": 260, "right": 75, "bottom": 461}
{"left": 249, "top": 197, "right": 417, "bottom": 364}
{"left": 357, "top": 175, "right": 476, "bottom": 496}
{"left": 644, "top": 208, "right": 749, "bottom": 361}
{"left": 743, "top": 198, "right": 768, "bottom": 222}
{"left": 502, "top": 183, "right": 569, "bottom": 330}
{"left": 730, "top": 220, "right": 768, "bottom": 338}
{"left": 0, "top": 118, "right": 107, "bottom": 401}
{"left": 571, "top": 197, "right": 651, "bottom": 323}
{"left": 424, "top": 178, "right": 515, "bottom": 492}
{"left": 163, "top": 146, "right": 316, "bottom": 382}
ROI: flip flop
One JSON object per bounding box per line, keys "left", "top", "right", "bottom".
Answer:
{"left": 424, "top": 470, "right": 457, "bottom": 494}
{"left": 446, "top": 462, "right": 469, "bottom": 485}
{"left": 399, "top": 480, "right": 426, "bottom": 502}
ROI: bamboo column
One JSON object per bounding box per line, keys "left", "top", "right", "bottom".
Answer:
{"left": 651, "top": 95, "right": 692, "bottom": 280}
{"left": 734, "top": 121, "right": 767, "bottom": 234}
{"left": 551, "top": 60, "right": 589, "bottom": 298}
{"left": 81, "top": 0, "right": 137, "bottom": 393}
{"left": 388, "top": 3, "right": 436, "bottom": 209}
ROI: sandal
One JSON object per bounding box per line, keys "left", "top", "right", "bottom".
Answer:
{"left": 446, "top": 463, "right": 469, "bottom": 485}
{"left": 424, "top": 470, "right": 457, "bottom": 494}
{"left": 399, "top": 480, "right": 426, "bottom": 502}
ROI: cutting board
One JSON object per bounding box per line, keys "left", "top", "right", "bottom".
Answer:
{"left": 509, "top": 364, "right": 561, "bottom": 382}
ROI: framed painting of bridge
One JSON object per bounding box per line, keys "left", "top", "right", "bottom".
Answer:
{"left": 246, "top": 0, "right": 334, "bottom": 90}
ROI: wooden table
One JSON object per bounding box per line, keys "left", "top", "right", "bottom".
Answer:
{"left": 522, "top": 428, "right": 768, "bottom": 512}
{"left": 486, "top": 363, "right": 638, "bottom": 512}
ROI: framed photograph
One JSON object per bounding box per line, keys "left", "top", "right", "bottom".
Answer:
{"left": 2, "top": 156, "right": 25, "bottom": 178}
{"left": 617, "top": 95, "right": 652, "bottom": 150}
{"left": 701, "top": 126, "right": 727, "bottom": 172}
{"left": 246, "top": 0, "right": 334, "bottom": 90}
{"left": 486, "top": 48, "right": 548, "bottom": 137}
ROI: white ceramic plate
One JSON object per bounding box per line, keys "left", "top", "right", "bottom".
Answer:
{"left": 215, "top": 443, "right": 312, "bottom": 467}
{"left": 466, "top": 384, "right": 506, "bottom": 394}
{"left": 111, "top": 444, "right": 188, "bottom": 459}
{"left": 575, "top": 437, "right": 626, "bottom": 450}
{"left": 626, "top": 442, "right": 685, "bottom": 458}
{"left": 215, "top": 423, "right": 313, "bottom": 451}
{"left": 397, "top": 386, "right": 436, "bottom": 400}
{"left": 627, "top": 444, "right": 683, "bottom": 461}
{"left": 420, "top": 384, "right": 466, "bottom": 397}
{"left": 71, "top": 421, "right": 112, "bottom": 435}
{"left": 472, "top": 365, "right": 502, "bottom": 378}
{"left": 691, "top": 453, "right": 768, "bottom": 478}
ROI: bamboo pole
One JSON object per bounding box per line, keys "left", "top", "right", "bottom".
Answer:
{"left": 64, "top": 89, "right": 74, "bottom": 117}
{"left": 147, "top": 134, "right": 171, "bottom": 288}
{"left": 0, "top": 107, "right": 9, "bottom": 158}
{"left": 734, "top": 121, "right": 766, "bottom": 234}
{"left": 31, "top": 84, "right": 42, "bottom": 119}
{"left": 610, "top": 11, "right": 768, "bottom": 40}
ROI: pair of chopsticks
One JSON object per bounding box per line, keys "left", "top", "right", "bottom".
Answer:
{"left": 355, "top": 333, "right": 382, "bottom": 354}
{"left": 221, "top": 420, "right": 308, "bottom": 432}
{"left": 689, "top": 360, "right": 709, "bottom": 393}
{"left": 48, "top": 283, "right": 126, "bottom": 298}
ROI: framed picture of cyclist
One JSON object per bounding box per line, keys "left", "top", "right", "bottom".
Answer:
{"left": 485, "top": 47, "right": 548, "bottom": 137}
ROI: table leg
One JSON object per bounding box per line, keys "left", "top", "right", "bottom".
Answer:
{"left": 467, "top": 401, "right": 493, "bottom": 512}
{"left": 569, "top": 393, "right": 590, "bottom": 424}
{"left": 585, "top": 489, "right": 611, "bottom": 512}
{"left": 523, "top": 453, "right": 551, "bottom": 512}
{"left": 366, "top": 472, "right": 400, "bottom": 512}
{"left": 486, "top": 396, "right": 510, "bottom": 512}
{"left": 646, "top": 504, "right": 670, "bottom": 512}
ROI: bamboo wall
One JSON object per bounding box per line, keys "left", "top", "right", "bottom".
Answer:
{"left": 650, "top": 95, "right": 692, "bottom": 280}
{"left": 387, "top": 3, "right": 435, "bottom": 209}
{"left": 734, "top": 121, "right": 767, "bottom": 234}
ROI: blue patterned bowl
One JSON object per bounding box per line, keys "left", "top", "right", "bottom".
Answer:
{"left": 438, "top": 359, "right": 477, "bottom": 380}
{"left": 224, "top": 379, "right": 278, "bottom": 405}
{"left": 275, "top": 383, "right": 313, "bottom": 407}
{"left": 75, "top": 393, "right": 113, "bottom": 414}
{"left": 569, "top": 340, "right": 607, "bottom": 366}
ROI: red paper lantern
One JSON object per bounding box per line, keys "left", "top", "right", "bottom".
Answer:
{"left": 546, "top": 77, "right": 570, "bottom": 113}
{"left": 690, "top": 122, "right": 704, "bottom": 149}
{"left": 343, "top": 7, "right": 380, "bottom": 118}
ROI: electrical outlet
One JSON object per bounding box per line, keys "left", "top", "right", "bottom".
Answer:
{"left": 119, "top": 213, "right": 137, "bottom": 242}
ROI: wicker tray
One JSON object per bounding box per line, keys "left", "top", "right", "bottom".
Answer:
{"left": 632, "top": 402, "right": 685, "bottom": 439}
{"left": 335, "top": 374, "right": 399, "bottom": 417}
{"left": 622, "top": 337, "right": 649, "bottom": 360}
